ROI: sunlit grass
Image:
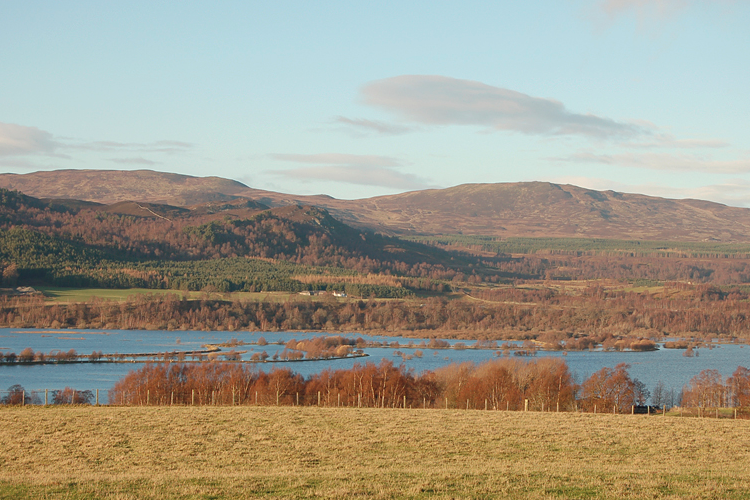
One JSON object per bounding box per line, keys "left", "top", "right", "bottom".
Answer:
{"left": 36, "top": 287, "right": 345, "bottom": 304}
{"left": 2, "top": 406, "right": 750, "bottom": 498}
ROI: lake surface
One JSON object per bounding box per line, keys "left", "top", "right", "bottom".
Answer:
{"left": 2, "top": 328, "right": 749, "bottom": 404}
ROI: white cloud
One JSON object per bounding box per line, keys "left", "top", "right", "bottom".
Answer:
{"left": 269, "top": 153, "right": 430, "bottom": 190}
{"left": 108, "top": 157, "right": 160, "bottom": 166}
{"left": 361, "top": 75, "right": 648, "bottom": 139}
{"left": 589, "top": 0, "right": 741, "bottom": 32}
{"left": 596, "top": 0, "right": 694, "bottom": 20}
{"left": 553, "top": 150, "right": 750, "bottom": 173}
{"left": 0, "top": 122, "right": 60, "bottom": 157}
{"left": 70, "top": 140, "right": 193, "bottom": 153}
{"left": 271, "top": 153, "right": 401, "bottom": 168}
{"left": 269, "top": 165, "right": 429, "bottom": 190}
{"left": 629, "top": 134, "right": 729, "bottom": 149}
{"left": 333, "top": 116, "right": 412, "bottom": 136}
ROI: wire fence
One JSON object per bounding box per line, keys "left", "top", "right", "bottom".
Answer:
{"left": 2, "top": 389, "right": 750, "bottom": 418}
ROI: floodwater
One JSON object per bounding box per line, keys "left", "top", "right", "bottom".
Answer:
{"left": 1, "top": 328, "right": 748, "bottom": 403}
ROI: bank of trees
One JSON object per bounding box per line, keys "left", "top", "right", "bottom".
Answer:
{"left": 107, "top": 357, "right": 577, "bottom": 410}
{"left": 102, "top": 360, "right": 750, "bottom": 413}
{"left": 680, "top": 367, "right": 750, "bottom": 410}
{"left": 5, "top": 284, "right": 750, "bottom": 341}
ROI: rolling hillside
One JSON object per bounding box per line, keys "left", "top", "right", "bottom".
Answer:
{"left": 3, "top": 170, "right": 750, "bottom": 242}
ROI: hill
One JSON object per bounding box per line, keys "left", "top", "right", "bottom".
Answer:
{"left": 0, "top": 188, "right": 486, "bottom": 293}
{"left": 3, "top": 170, "right": 750, "bottom": 242}
{"left": 329, "top": 182, "right": 750, "bottom": 242}
{"left": 0, "top": 169, "right": 250, "bottom": 206}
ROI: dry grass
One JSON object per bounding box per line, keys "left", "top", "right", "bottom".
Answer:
{"left": 2, "top": 406, "right": 750, "bottom": 499}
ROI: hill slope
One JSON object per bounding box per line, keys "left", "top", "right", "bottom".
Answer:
{"left": 334, "top": 182, "right": 750, "bottom": 241}
{"left": 3, "top": 170, "right": 750, "bottom": 242}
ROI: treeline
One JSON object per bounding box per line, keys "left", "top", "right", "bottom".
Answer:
{"left": 5, "top": 360, "right": 750, "bottom": 413}
{"left": 107, "top": 358, "right": 576, "bottom": 410}
{"left": 104, "top": 359, "right": 750, "bottom": 412}
{"left": 681, "top": 367, "right": 750, "bottom": 410}
{"left": 4, "top": 284, "right": 750, "bottom": 340}
{"left": 1, "top": 385, "right": 94, "bottom": 405}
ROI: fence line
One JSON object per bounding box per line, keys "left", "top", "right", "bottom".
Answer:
{"left": 1, "top": 389, "right": 750, "bottom": 418}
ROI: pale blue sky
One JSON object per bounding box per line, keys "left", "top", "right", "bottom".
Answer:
{"left": 1, "top": 1, "right": 749, "bottom": 205}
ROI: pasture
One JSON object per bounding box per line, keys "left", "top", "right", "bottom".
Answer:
{"left": 1, "top": 406, "right": 749, "bottom": 498}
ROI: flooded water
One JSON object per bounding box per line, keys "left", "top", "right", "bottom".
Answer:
{"left": 1, "top": 328, "right": 749, "bottom": 404}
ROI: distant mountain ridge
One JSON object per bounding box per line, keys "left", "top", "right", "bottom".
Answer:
{"left": 2, "top": 169, "right": 750, "bottom": 242}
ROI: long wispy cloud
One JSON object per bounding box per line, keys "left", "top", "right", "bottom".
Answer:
{"left": 554, "top": 150, "right": 750, "bottom": 173}
{"left": 1, "top": 121, "right": 193, "bottom": 159}
{"left": 597, "top": 0, "right": 694, "bottom": 19}
{"left": 359, "top": 75, "right": 648, "bottom": 139}
{"left": 68, "top": 140, "right": 193, "bottom": 154}
{"left": 333, "top": 116, "right": 413, "bottom": 136}
{"left": 269, "top": 153, "right": 430, "bottom": 190}
{"left": 589, "top": 0, "right": 741, "bottom": 32}
{"left": 108, "top": 157, "right": 160, "bottom": 166}
{"left": 0, "top": 122, "right": 61, "bottom": 157}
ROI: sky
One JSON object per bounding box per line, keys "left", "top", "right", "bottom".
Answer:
{"left": 1, "top": 1, "right": 749, "bottom": 206}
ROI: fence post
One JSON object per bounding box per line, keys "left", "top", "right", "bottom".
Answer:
{"left": 631, "top": 405, "right": 634, "bottom": 415}
{"left": 423, "top": 397, "right": 426, "bottom": 409}
{"left": 445, "top": 397, "right": 448, "bottom": 409}
{"left": 594, "top": 405, "right": 597, "bottom": 414}
{"left": 404, "top": 395, "right": 406, "bottom": 408}
{"left": 255, "top": 391, "right": 258, "bottom": 405}
{"left": 45, "top": 389, "right": 48, "bottom": 406}
{"left": 318, "top": 391, "right": 321, "bottom": 406}
{"left": 485, "top": 399, "right": 488, "bottom": 411}
{"left": 22, "top": 391, "right": 25, "bottom": 406}
{"left": 358, "top": 393, "right": 361, "bottom": 408}
{"left": 524, "top": 399, "right": 528, "bottom": 412}
{"left": 296, "top": 392, "right": 299, "bottom": 406}
{"left": 73, "top": 390, "right": 76, "bottom": 405}
{"left": 171, "top": 391, "right": 174, "bottom": 406}
{"left": 466, "top": 399, "right": 469, "bottom": 410}
{"left": 556, "top": 402, "right": 559, "bottom": 413}
{"left": 735, "top": 408, "right": 738, "bottom": 419}
{"left": 96, "top": 389, "right": 99, "bottom": 406}
{"left": 276, "top": 391, "right": 279, "bottom": 406}
{"left": 192, "top": 389, "right": 195, "bottom": 406}
{"left": 146, "top": 390, "right": 149, "bottom": 406}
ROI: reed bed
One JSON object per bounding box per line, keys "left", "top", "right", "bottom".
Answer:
{"left": 1, "top": 406, "right": 749, "bottom": 499}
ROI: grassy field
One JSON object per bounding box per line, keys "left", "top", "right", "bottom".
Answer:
{"left": 36, "top": 287, "right": 340, "bottom": 304}
{"left": 2, "top": 407, "right": 750, "bottom": 499}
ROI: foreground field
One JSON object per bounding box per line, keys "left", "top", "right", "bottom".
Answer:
{"left": 2, "top": 407, "right": 750, "bottom": 499}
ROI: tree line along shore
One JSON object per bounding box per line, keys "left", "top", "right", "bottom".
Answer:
{"left": 3, "top": 285, "right": 750, "bottom": 345}
{"left": 4, "top": 358, "right": 750, "bottom": 417}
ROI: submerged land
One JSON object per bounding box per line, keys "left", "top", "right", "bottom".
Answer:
{"left": 1, "top": 405, "right": 749, "bottom": 499}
